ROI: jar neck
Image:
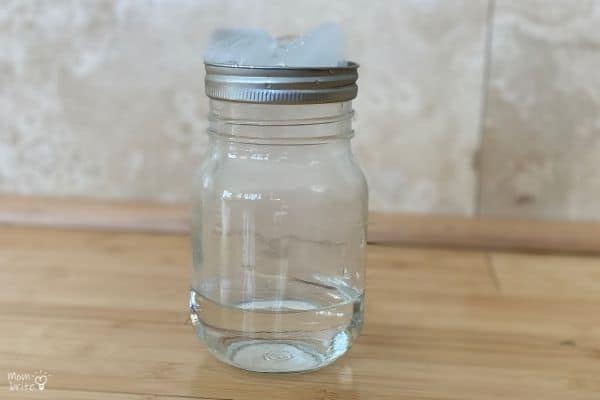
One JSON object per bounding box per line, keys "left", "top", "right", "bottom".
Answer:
{"left": 208, "top": 100, "right": 354, "bottom": 144}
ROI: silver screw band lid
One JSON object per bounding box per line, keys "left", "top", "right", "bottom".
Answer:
{"left": 204, "top": 62, "right": 358, "bottom": 104}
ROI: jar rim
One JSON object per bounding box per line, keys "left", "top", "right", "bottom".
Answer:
{"left": 204, "top": 61, "right": 359, "bottom": 71}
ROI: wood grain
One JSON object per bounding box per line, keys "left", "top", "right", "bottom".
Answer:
{"left": 2, "top": 194, "right": 600, "bottom": 254}
{"left": 0, "top": 194, "right": 189, "bottom": 233}
{"left": 1, "top": 225, "right": 599, "bottom": 399}
{"left": 368, "top": 213, "right": 600, "bottom": 254}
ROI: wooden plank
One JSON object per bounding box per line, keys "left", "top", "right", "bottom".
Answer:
{"left": 366, "top": 245, "right": 497, "bottom": 296}
{"left": 0, "top": 227, "right": 189, "bottom": 323}
{"left": 0, "top": 387, "right": 222, "bottom": 400}
{"left": 1, "top": 226, "right": 600, "bottom": 399}
{"left": 0, "top": 194, "right": 189, "bottom": 233}
{"left": 490, "top": 252, "right": 600, "bottom": 300}
{"left": 2, "top": 194, "right": 600, "bottom": 254}
{"left": 368, "top": 212, "right": 600, "bottom": 254}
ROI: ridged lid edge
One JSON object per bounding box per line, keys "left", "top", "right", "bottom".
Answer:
{"left": 204, "top": 62, "right": 359, "bottom": 104}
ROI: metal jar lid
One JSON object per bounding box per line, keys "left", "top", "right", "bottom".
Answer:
{"left": 204, "top": 62, "right": 358, "bottom": 104}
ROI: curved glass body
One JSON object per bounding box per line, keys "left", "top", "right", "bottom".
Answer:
{"left": 190, "top": 100, "right": 367, "bottom": 372}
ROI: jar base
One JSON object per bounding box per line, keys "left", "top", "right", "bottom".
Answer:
{"left": 189, "top": 289, "right": 363, "bottom": 373}
{"left": 205, "top": 333, "right": 350, "bottom": 373}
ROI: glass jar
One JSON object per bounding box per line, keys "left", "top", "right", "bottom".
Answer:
{"left": 190, "top": 62, "right": 367, "bottom": 373}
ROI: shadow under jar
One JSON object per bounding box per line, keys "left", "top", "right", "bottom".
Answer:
{"left": 190, "top": 62, "right": 367, "bottom": 373}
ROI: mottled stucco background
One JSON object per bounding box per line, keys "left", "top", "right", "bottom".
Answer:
{"left": 1, "top": 0, "right": 599, "bottom": 221}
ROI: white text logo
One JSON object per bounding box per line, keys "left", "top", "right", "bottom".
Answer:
{"left": 7, "top": 370, "right": 50, "bottom": 392}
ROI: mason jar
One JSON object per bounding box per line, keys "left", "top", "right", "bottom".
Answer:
{"left": 189, "top": 62, "right": 367, "bottom": 373}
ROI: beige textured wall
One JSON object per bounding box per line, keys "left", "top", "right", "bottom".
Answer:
{"left": 480, "top": 0, "right": 600, "bottom": 221}
{"left": 1, "top": 0, "right": 599, "bottom": 221}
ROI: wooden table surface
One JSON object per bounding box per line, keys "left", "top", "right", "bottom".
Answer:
{"left": 1, "top": 225, "right": 600, "bottom": 399}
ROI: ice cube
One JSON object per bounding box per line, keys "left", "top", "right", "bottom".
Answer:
{"left": 204, "top": 28, "right": 276, "bottom": 66}
{"left": 204, "top": 24, "right": 345, "bottom": 67}
{"left": 275, "top": 23, "right": 344, "bottom": 67}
